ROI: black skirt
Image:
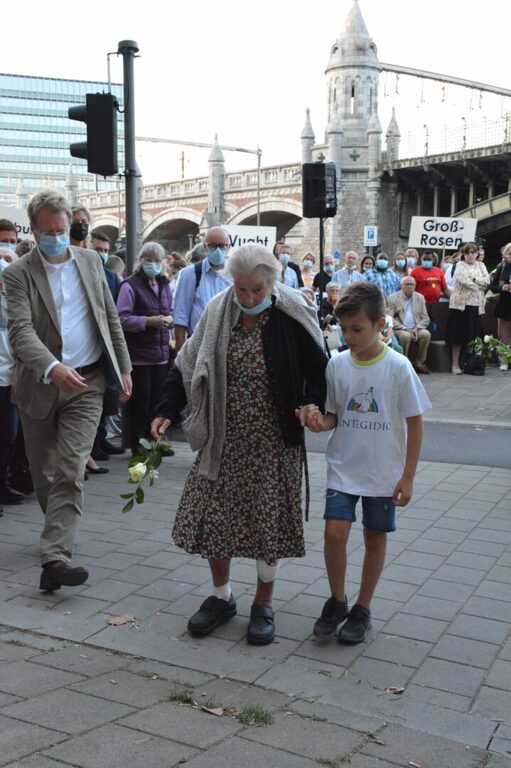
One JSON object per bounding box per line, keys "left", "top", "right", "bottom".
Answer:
{"left": 446, "top": 305, "right": 483, "bottom": 346}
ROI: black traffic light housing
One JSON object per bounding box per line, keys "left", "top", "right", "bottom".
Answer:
{"left": 69, "top": 93, "right": 119, "bottom": 177}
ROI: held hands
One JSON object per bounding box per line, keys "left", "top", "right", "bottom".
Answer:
{"left": 147, "top": 315, "right": 172, "bottom": 329}
{"left": 295, "top": 404, "right": 324, "bottom": 432}
{"left": 392, "top": 476, "right": 413, "bottom": 507}
{"left": 150, "top": 416, "right": 171, "bottom": 440}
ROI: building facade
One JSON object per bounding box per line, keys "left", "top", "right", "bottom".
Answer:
{"left": 0, "top": 73, "right": 123, "bottom": 207}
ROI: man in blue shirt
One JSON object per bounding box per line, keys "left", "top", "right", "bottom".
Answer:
{"left": 174, "top": 227, "right": 232, "bottom": 350}
{"left": 365, "top": 252, "right": 402, "bottom": 298}
{"left": 333, "top": 250, "right": 364, "bottom": 288}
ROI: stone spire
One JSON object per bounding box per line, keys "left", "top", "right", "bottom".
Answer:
{"left": 15, "top": 178, "right": 29, "bottom": 209}
{"left": 325, "top": 0, "right": 381, "bottom": 143}
{"left": 208, "top": 134, "right": 225, "bottom": 224}
{"left": 367, "top": 109, "right": 382, "bottom": 228}
{"left": 385, "top": 107, "right": 401, "bottom": 163}
{"left": 301, "top": 108, "right": 315, "bottom": 164}
{"left": 65, "top": 164, "right": 79, "bottom": 205}
{"left": 327, "top": 109, "right": 343, "bottom": 174}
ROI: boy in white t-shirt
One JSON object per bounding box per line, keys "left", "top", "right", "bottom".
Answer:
{"left": 297, "top": 282, "right": 431, "bottom": 643}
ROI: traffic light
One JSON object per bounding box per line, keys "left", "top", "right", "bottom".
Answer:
{"left": 69, "top": 93, "right": 119, "bottom": 177}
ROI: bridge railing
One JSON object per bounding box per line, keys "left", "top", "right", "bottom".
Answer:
{"left": 80, "top": 163, "right": 302, "bottom": 210}
{"left": 397, "top": 115, "right": 511, "bottom": 161}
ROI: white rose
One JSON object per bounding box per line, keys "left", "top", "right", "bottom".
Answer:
{"left": 483, "top": 335, "right": 491, "bottom": 344}
{"left": 128, "top": 462, "right": 147, "bottom": 483}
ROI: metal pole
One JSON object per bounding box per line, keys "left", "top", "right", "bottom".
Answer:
{"left": 118, "top": 39, "right": 139, "bottom": 275}
{"left": 256, "top": 147, "right": 261, "bottom": 226}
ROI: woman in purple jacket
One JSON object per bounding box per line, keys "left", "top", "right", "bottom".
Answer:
{"left": 117, "top": 242, "right": 173, "bottom": 454}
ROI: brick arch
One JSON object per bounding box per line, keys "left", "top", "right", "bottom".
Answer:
{"left": 142, "top": 207, "right": 201, "bottom": 239}
{"left": 227, "top": 198, "right": 303, "bottom": 225}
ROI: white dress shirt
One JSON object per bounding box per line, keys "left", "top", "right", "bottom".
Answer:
{"left": 403, "top": 296, "right": 416, "bottom": 329}
{"left": 40, "top": 249, "right": 103, "bottom": 380}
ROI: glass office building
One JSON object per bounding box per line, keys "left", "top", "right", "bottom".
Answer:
{"left": 0, "top": 73, "right": 124, "bottom": 205}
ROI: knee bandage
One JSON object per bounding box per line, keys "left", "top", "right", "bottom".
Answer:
{"left": 256, "top": 559, "right": 279, "bottom": 583}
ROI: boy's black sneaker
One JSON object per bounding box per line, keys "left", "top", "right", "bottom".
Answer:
{"left": 337, "top": 603, "right": 371, "bottom": 644}
{"left": 313, "top": 596, "right": 349, "bottom": 638}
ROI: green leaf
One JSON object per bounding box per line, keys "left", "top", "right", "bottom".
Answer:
{"left": 159, "top": 441, "right": 173, "bottom": 454}
{"left": 139, "top": 438, "right": 153, "bottom": 451}
{"left": 120, "top": 493, "right": 134, "bottom": 500}
{"left": 135, "top": 487, "right": 145, "bottom": 504}
{"left": 122, "top": 499, "right": 135, "bottom": 513}
{"left": 128, "top": 456, "right": 145, "bottom": 467}
{"left": 153, "top": 453, "right": 162, "bottom": 469}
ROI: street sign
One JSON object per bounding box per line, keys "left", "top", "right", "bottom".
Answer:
{"left": 364, "top": 225, "right": 378, "bottom": 247}
{"left": 0, "top": 206, "right": 30, "bottom": 238}
{"left": 223, "top": 224, "right": 277, "bottom": 252}
{"left": 408, "top": 216, "right": 477, "bottom": 249}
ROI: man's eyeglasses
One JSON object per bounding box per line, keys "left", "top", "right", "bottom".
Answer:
{"left": 205, "top": 243, "right": 229, "bottom": 252}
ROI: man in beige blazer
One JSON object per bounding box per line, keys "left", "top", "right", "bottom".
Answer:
{"left": 4, "top": 190, "right": 132, "bottom": 591}
{"left": 387, "top": 276, "right": 431, "bottom": 374}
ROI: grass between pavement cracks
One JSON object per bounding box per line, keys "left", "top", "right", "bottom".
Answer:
{"left": 168, "top": 686, "right": 274, "bottom": 725}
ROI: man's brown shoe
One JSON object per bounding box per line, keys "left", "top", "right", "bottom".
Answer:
{"left": 414, "top": 361, "right": 430, "bottom": 374}
{"left": 40, "top": 561, "right": 89, "bottom": 592}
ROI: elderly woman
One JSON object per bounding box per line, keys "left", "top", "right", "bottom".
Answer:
{"left": 446, "top": 241, "right": 490, "bottom": 374}
{"left": 151, "top": 244, "right": 327, "bottom": 645}
{"left": 117, "top": 242, "right": 173, "bottom": 454}
{"left": 320, "top": 282, "right": 342, "bottom": 328}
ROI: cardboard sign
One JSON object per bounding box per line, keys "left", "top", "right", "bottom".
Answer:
{"left": 408, "top": 216, "right": 477, "bottom": 249}
{"left": 223, "top": 225, "right": 277, "bottom": 252}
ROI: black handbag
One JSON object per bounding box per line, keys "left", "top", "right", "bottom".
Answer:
{"left": 463, "top": 352, "right": 486, "bottom": 376}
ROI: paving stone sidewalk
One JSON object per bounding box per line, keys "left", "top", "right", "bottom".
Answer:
{"left": 1, "top": 440, "right": 510, "bottom": 767}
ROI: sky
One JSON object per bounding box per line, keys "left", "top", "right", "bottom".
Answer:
{"left": 7, "top": 0, "right": 510, "bottom": 185}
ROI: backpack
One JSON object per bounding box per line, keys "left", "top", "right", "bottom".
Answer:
{"left": 463, "top": 352, "right": 486, "bottom": 376}
{"left": 194, "top": 260, "right": 202, "bottom": 290}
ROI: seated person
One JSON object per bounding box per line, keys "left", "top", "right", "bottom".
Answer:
{"left": 320, "top": 282, "right": 342, "bottom": 329}
{"left": 381, "top": 314, "right": 403, "bottom": 354}
{"left": 387, "top": 277, "right": 431, "bottom": 374}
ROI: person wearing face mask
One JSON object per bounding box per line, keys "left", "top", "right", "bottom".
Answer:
{"left": 117, "top": 242, "right": 173, "bottom": 455}
{"left": 359, "top": 255, "right": 375, "bottom": 275}
{"left": 391, "top": 252, "right": 408, "bottom": 279}
{"left": 411, "top": 251, "right": 450, "bottom": 306}
{"left": 0, "top": 219, "right": 18, "bottom": 254}
{"left": 173, "top": 227, "right": 232, "bottom": 351}
{"left": 91, "top": 230, "right": 121, "bottom": 302}
{"left": 365, "top": 252, "right": 402, "bottom": 298}
{"left": 70, "top": 204, "right": 91, "bottom": 249}
{"left": 276, "top": 243, "right": 300, "bottom": 289}
{"left": 3, "top": 190, "right": 132, "bottom": 591}
{"left": 151, "top": 244, "right": 327, "bottom": 646}
{"left": 301, "top": 252, "right": 317, "bottom": 287}
{"left": 404, "top": 248, "right": 419, "bottom": 273}
{"left": 313, "top": 254, "right": 337, "bottom": 293}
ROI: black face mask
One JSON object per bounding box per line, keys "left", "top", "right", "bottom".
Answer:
{"left": 70, "top": 222, "right": 89, "bottom": 242}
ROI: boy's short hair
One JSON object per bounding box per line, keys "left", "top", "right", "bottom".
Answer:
{"left": 334, "top": 282, "right": 385, "bottom": 323}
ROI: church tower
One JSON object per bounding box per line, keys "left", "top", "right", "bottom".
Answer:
{"left": 323, "top": 0, "right": 382, "bottom": 255}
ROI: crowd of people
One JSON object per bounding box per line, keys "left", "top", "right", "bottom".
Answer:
{"left": 1, "top": 193, "right": 510, "bottom": 647}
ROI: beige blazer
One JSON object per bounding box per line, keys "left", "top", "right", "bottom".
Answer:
{"left": 4, "top": 246, "right": 131, "bottom": 419}
{"left": 387, "top": 290, "right": 430, "bottom": 331}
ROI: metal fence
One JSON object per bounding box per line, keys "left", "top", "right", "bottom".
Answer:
{"left": 398, "top": 115, "right": 511, "bottom": 160}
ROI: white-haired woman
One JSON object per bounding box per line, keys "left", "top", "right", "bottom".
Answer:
{"left": 117, "top": 242, "right": 173, "bottom": 454}
{"left": 151, "top": 244, "right": 327, "bottom": 645}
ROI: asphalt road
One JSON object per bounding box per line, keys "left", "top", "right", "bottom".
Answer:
{"left": 305, "top": 421, "right": 511, "bottom": 469}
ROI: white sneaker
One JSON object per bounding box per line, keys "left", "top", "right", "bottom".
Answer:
{"left": 499, "top": 363, "right": 509, "bottom": 371}
{"left": 451, "top": 365, "right": 463, "bottom": 375}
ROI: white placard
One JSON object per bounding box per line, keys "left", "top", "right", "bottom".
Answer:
{"left": 223, "top": 224, "right": 277, "bottom": 252}
{"left": 0, "top": 206, "right": 30, "bottom": 238}
{"left": 408, "top": 216, "right": 477, "bottom": 249}
{"left": 364, "top": 225, "right": 378, "bottom": 247}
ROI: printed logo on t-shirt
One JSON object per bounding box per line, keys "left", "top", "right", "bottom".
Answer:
{"left": 347, "top": 386, "right": 379, "bottom": 413}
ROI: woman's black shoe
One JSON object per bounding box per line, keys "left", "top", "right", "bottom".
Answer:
{"left": 86, "top": 465, "right": 109, "bottom": 475}
{"left": 247, "top": 604, "right": 275, "bottom": 645}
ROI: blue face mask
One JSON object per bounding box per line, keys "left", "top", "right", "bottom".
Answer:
{"left": 279, "top": 253, "right": 291, "bottom": 266}
{"left": 0, "top": 242, "right": 17, "bottom": 253}
{"left": 324, "top": 264, "right": 335, "bottom": 274}
{"left": 0, "top": 258, "right": 9, "bottom": 275}
{"left": 208, "top": 247, "right": 227, "bottom": 267}
{"left": 38, "top": 233, "right": 70, "bottom": 259}
{"left": 406, "top": 257, "right": 416, "bottom": 267}
{"left": 97, "top": 251, "right": 109, "bottom": 265}
{"left": 142, "top": 262, "right": 162, "bottom": 278}
{"left": 395, "top": 259, "right": 406, "bottom": 269}
{"left": 233, "top": 294, "right": 272, "bottom": 316}
{"left": 422, "top": 260, "right": 433, "bottom": 270}
{"left": 303, "top": 259, "right": 314, "bottom": 269}
{"left": 377, "top": 258, "right": 388, "bottom": 270}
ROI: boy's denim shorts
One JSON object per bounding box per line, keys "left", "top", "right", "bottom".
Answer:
{"left": 324, "top": 489, "right": 396, "bottom": 532}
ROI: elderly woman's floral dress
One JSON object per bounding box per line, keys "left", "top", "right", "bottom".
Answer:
{"left": 172, "top": 311, "right": 304, "bottom": 562}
